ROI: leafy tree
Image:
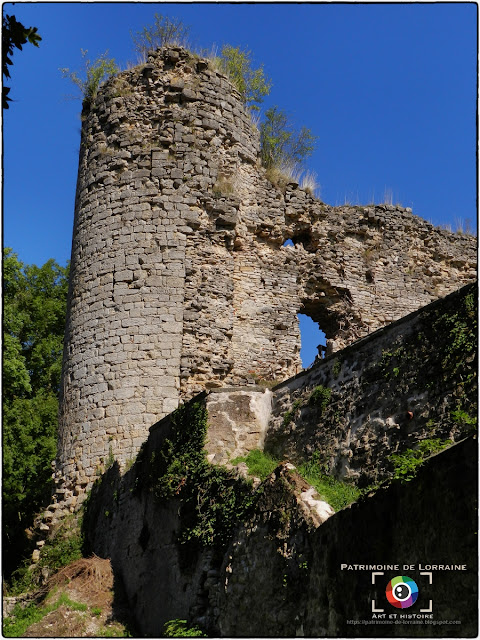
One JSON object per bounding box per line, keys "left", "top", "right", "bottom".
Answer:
{"left": 260, "top": 105, "right": 317, "bottom": 171}
{"left": 60, "top": 49, "right": 118, "bottom": 108}
{"left": 3, "top": 249, "right": 69, "bottom": 577}
{"left": 219, "top": 45, "right": 271, "bottom": 111}
{"left": 131, "top": 13, "right": 190, "bottom": 60}
{"left": 2, "top": 14, "right": 41, "bottom": 109}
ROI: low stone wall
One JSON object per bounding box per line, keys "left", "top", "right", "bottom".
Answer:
{"left": 84, "top": 436, "right": 477, "bottom": 637}
{"left": 265, "top": 282, "right": 477, "bottom": 486}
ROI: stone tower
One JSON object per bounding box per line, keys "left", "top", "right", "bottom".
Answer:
{"left": 56, "top": 46, "right": 476, "bottom": 498}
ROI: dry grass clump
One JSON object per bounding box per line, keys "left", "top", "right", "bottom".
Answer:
{"left": 47, "top": 555, "right": 113, "bottom": 606}
{"left": 265, "top": 161, "right": 302, "bottom": 191}
{"left": 212, "top": 175, "right": 236, "bottom": 197}
{"left": 300, "top": 170, "right": 319, "bottom": 196}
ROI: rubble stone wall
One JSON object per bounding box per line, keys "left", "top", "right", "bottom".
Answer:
{"left": 57, "top": 45, "right": 476, "bottom": 497}
{"left": 266, "top": 282, "right": 477, "bottom": 487}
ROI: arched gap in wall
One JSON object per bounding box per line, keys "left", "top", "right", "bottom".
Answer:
{"left": 298, "top": 314, "right": 327, "bottom": 369}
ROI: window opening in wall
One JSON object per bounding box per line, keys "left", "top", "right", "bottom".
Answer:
{"left": 298, "top": 314, "right": 326, "bottom": 368}
{"left": 283, "top": 239, "right": 294, "bottom": 247}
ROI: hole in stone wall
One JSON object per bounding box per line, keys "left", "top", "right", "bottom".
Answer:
{"left": 298, "top": 314, "right": 327, "bottom": 369}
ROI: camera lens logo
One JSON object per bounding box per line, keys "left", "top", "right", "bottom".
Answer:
{"left": 386, "top": 576, "right": 419, "bottom": 609}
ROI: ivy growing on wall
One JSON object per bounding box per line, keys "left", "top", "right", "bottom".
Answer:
{"left": 137, "top": 401, "right": 256, "bottom": 550}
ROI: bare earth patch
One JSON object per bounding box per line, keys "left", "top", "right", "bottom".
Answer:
{"left": 17, "top": 555, "right": 131, "bottom": 637}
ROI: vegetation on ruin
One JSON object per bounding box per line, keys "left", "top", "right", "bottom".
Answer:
{"left": 3, "top": 249, "right": 69, "bottom": 578}
{"left": 298, "top": 452, "right": 362, "bottom": 511}
{"left": 308, "top": 385, "right": 332, "bottom": 410}
{"left": 163, "top": 619, "right": 206, "bottom": 637}
{"left": 260, "top": 106, "right": 318, "bottom": 189}
{"left": 231, "top": 448, "right": 279, "bottom": 480}
{"left": 60, "top": 50, "right": 119, "bottom": 107}
{"left": 232, "top": 448, "right": 361, "bottom": 511}
{"left": 8, "top": 512, "right": 84, "bottom": 596}
{"left": 131, "top": 13, "right": 190, "bottom": 59}
{"left": 135, "top": 402, "right": 257, "bottom": 549}
{"left": 217, "top": 44, "right": 272, "bottom": 110}
{"left": 389, "top": 438, "right": 453, "bottom": 483}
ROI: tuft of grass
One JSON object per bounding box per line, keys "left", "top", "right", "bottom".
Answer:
{"left": 298, "top": 454, "right": 361, "bottom": 511}
{"left": 3, "top": 592, "right": 87, "bottom": 637}
{"left": 265, "top": 160, "right": 302, "bottom": 191}
{"left": 231, "top": 449, "right": 279, "bottom": 481}
{"left": 212, "top": 176, "right": 235, "bottom": 197}
{"left": 300, "top": 170, "right": 319, "bottom": 196}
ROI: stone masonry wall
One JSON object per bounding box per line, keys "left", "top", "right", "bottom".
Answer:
{"left": 80, "top": 282, "right": 476, "bottom": 635}
{"left": 265, "top": 282, "right": 477, "bottom": 487}
{"left": 57, "top": 45, "right": 476, "bottom": 498}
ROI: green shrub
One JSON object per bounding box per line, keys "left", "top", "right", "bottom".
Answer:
{"left": 163, "top": 619, "right": 206, "bottom": 637}
{"left": 231, "top": 449, "right": 279, "bottom": 481}
{"left": 451, "top": 408, "right": 477, "bottom": 428}
{"left": 308, "top": 385, "right": 331, "bottom": 411}
{"left": 60, "top": 50, "right": 118, "bottom": 108}
{"left": 389, "top": 439, "right": 452, "bottom": 482}
{"left": 131, "top": 14, "right": 190, "bottom": 59}
{"left": 260, "top": 106, "right": 317, "bottom": 173}
{"left": 219, "top": 45, "right": 271, "bottom": 111}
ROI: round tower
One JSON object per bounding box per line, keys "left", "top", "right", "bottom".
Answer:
{"left": 57, "top": 46, "right": 302, "bottom": 494}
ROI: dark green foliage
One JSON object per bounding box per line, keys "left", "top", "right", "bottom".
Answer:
{"left": 144, "top": 402, "right": 256, "bottom": 549}
{"left": 2, "top": 14, "right": 41, "bottom": 108}
{"left": 3, "top": 249, "right": 69, "bottom": 577}
{"left": 260, "top": 106, "right": 317, "bottom": 170}
{"left": 389, "top": 439, "right": 452, "bottom": 482}
{"left": 308, "top": 385, "right": 331, "bottom": 411}
{"left": 163, "top": 619, "right": 206, "bottom": 637}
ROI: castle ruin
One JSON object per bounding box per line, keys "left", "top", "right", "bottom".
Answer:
{"left": 56, "top": 46, "right": 476, "bottom": 501}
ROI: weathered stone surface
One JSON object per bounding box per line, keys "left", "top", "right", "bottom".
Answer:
{"left": 205, "top": 387, "right": 272, "bottom": 464}
{"left": 265, "top": 282, "right": 477, "bottom": 487}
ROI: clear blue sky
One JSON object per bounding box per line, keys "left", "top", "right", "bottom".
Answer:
{"left": 3, "top": 2, "right": 477, "bottom": 365}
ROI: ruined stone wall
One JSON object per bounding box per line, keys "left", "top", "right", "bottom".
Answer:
{"left": 57, "top": 45, "right": 476, "bottom": 496}
{"left": 84, "top": 431, "right": 477, "bottom": 637}
{"left": 266, "top": 282, "right": 477, "bottom": 487}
